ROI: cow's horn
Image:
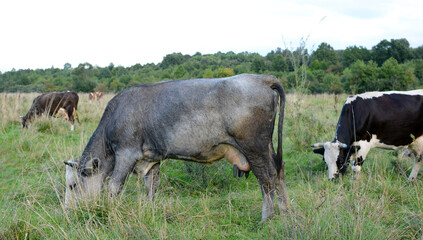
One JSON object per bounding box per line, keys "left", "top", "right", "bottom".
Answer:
{"left": 311, "top": 143, "right": 325, "bottom": 147}
{"left": 339, "top": 143, "right": 349, "bottom": 149}
{"left": 19, "top": 115, "right": 24, "bottom": 118}
{"left": 64, "top": 161, "right": 78, "bottom": 168}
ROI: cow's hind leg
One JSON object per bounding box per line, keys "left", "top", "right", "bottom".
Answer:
{"left": 276, "top": 161, "right": 290, "bottom": 214}
{"left": 65, "top": 106, "right": 75, "bottom": 131}
{"left": 408, "top": 137, "right": 423, "bottom": 181}
{"left": 409, "top": 154, "right": 422, "bottom": 181}
{"left": 247, "top": 152, "right": 278, "bottom": 223}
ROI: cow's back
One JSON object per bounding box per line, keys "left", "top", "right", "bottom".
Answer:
{"left": 351, "top": 93, "right": 423, "bottom": 146}
{"left": 102, "top": 74, "right": 280, "bottom": 159}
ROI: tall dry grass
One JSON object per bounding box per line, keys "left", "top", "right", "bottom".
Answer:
{"left": 0, "top": 92, "right": 422, "bottom": 239}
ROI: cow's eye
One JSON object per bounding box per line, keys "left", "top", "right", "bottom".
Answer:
{"left": 81, "top": 170, "right": 89, "bottom": 177}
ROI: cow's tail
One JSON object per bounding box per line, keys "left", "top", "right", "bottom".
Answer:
{"left": 267, "top": 76, "right": 285, "bottom": 174}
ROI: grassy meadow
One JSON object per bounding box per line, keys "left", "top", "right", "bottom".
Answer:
{"left": 0, "top": 92, "right": 422, "bottom": 239}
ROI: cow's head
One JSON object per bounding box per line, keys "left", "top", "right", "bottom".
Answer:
{"left": 64, "top": 158, "right": 104, "bottom": 207}
{"left": 311, "top": 141, "right": 360, "bottom": 179}
{"left": 21, "top": 115, "right": 28, "bottom": 128}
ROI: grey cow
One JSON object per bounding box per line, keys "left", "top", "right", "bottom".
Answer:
{"left": 64, "top": 74, "right": 289, "bottom": 222}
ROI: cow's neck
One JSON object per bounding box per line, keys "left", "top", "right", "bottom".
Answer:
{"left": 334, "top": 103, "right": 356, "bottom": 145}
{"left": 79, "top": 128, "right": 113, "bottom": 175}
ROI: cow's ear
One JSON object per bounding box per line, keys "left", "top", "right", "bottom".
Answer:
{"left": 313, "top": 147, "right": 325, "bottom": 156}
{"left": 64, "top": 160, "right": 78, "bottom": 168}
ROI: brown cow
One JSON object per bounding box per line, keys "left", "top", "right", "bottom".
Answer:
{"left": 89, "top": 91, "right": 104, "bottom": 101}
{"left": 22, "top": 91, "right": 80, "bottom": 131}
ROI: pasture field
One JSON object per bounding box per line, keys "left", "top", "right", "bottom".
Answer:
{"left": 0, "top": 92, "right": 422, "bottom": 239}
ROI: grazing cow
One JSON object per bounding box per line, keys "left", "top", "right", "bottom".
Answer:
{"left": 88, "top": 92, "right": 95, "bottom": 101}
{"left": 89, "top": 91, "right": 104, "bottom": 101}
{"left": 312, "top": 90, "right": 423, "bottom": 180}
{"left": 22, "top": 91, "right": 80, "bottom": 131}
{"left": 64, "top": 74, "right": 289, "bottom": 222}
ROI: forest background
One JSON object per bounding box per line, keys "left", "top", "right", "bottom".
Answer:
{"left": 1, "top": 38, "right": 423, "bottom": 94}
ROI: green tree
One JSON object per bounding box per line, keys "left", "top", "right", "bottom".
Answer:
{"left": 379, "top": 57, "right": 414, "bottom": 90}
{"left": 271, "top": 54, "right": 288, "bottom": 72}
{"left": 161, "top": 53, "right": 188, "bottom": 68}
{"left": 71, "top": 63, "right": 98, "bottom": 92}
{"left": 342, "top": 60, "right": 379, "bottom": 93}
{"left": 266, "top": 48, "right": 288, "bottom": 72}
{"left": 323, "top": 73, "right": 342, "bottom": 94}
{"left": 308, "top": 69, "right": 324, "bottom": 93}
{"left": 203, "top": 69, "right": 214, "bottom": 78}
{"left": 390, "top": 39, "right": 412, "bottom": 64}
{"left": 251, "top": 55, "right": 266, "bottom": 73}
{"left": 412, "top": 46, "right": 423, "bottom": 59}
{"left": 372, "top": 39, "right": 391, "bottom": 66}
{"left": 98, "top": 67, "right": 112, "bottom": 79}
{"left": 109, "top": 77, "right": 125, "bottom": 92}
{"left": 112, "top": 66, "right": 129, "bottom": 77}
{"left": 342, "top": 46, "right": 371, "bottom": 67}
{"left": 215, "top": 68, "right": 234, "bottom": 78}
{"left": 310, "top": 42, "right": 339, "bottom": 67}
{"left": 63, "top": 63, "right": 72, "bottom": 69}
{"left": 407, "top": 59, "right": 423, "bottom": 85}
{"left": 372, "top": 38, "right": 412, "bottom": 66}
{"left": 94, "top": 83, "right": 108, "bottom": 92}
{"left": 173, "top": 65, "right": 186, "bottom": 79}
{"left": 119, "top": 75, "right": 131, "bottom": 85}
{"left": 309, "top": 59, "right": 327, "bottom": 71}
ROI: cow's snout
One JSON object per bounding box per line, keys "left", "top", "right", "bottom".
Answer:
{"left": 328, "top": 172, "right": 339, "bottom": 181}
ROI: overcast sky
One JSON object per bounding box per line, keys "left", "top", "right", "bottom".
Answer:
{"left": 0, "top": 0, "right": 422, "bottom": 72}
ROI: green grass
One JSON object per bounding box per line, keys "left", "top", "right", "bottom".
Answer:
{"left": 0, "top": 92, "right": 422, "bottom": 239}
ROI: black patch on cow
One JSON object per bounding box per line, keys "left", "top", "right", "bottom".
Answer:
{"left": 337, "top": 148, "right": 350, "bottom": 175}
{"left": 337, "top": 145, "right": 360, "bottom": 175}
{"left": 355, "top": 156, "right": 364, "bottom": 166}
{"left": 313, "top": 147, "right": 325, "bottom": 156}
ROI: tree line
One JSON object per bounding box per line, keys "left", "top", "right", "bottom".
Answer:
{"left": 1, "top": 38, "right": 422, "bottom": 94}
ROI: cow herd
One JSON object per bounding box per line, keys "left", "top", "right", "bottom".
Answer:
{"left": 20, "top": 74, "right": 423, "bottom": 222}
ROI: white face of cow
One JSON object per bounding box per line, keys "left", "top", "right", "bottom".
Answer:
{"left": 323, "top": 142, "right": 343, "bottom": 179}
{"left": 64, "top": 159, "right": 104, "bottom": 208}
{"left": 312, "top": 141, "right": 348, "bottom": 179}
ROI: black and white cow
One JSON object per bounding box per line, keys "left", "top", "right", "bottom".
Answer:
{"left": 312, "top": 90, "right": 423, "bottom": 180}
{"left": 64, "top": 74, "right": 289, "bottom": 222}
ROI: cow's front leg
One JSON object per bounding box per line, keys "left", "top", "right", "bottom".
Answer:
{"left": 409, "top": 154, "right": 422, "bottom": 181}
{"left": 351, "top": 147, "right": 370, "bottom": 176}
{"left": 108, "top": 149, "right": 137, "bottom": 195}
{"left": 260, "top": 183, "right": 275, "bottom": 223}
